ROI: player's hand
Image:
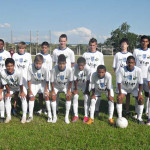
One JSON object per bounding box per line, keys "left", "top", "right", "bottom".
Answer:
{"left": 51, "top": 90, "right": 56, "bottom": 101}
{"left": 44, "top": 91, "right": 49, "bottom": 98}
{"left": 84, "top": 89, "right": 90, "bottom": 95}
{"left": 91, "top": 94, "right": 96, "bottom": 100}
{"left": 0, "top": 93, "right": 3, "bottom": 101}
{"left": 73, "top": 89, "right": 78, "bottom": 95}
{"left": 138, "top": 94, "right": 143, "bottom": 103}
{"left": 66, "top": 90, "right": 72, "bottom": 101}
{"left": 117, "top": 93, "right": 124, "bottom": 101}
{"left": 20, "top": 91, "right": 26, "bottom": 99}
{"left": 108, "top": 96, "right": 114, "bottom": 101}
{"left": 5, "top": 92, "right": 11, "bottom": 98}
{"left": 29, "top": 91, "right": 34, "bottom": 98}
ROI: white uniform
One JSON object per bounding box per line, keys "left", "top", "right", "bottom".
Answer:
{"left": 133, "top": 48, "right": 150, "bottom": 92}
{"left": 13, "top": 52, "right": 32, "bottom": 88}
{"left": 27, "top": 64, "right": 49, "bottom": 96}
{"left": 52, "top": 47, "right": 75, "bottom": 68}
{"left": 116, "top": 66, "right": 143, "bottom": 97}
{"left": 147, "top": 66, "right": 150, "bottom": 93}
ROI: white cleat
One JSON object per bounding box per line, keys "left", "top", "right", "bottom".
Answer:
{"left": 65, "top": 117, "right": 70, "bottom": 124}
{"left": 52, "top": 116, "right": 57, "bottom": 123}
{"left": 21, "top": 117, "right": 26, "bottom": 124}
{"left": 26, "top": 117, "right": 33, "bottom": 123}
{"left": 37, "top": 109, "right": 42, "bottom": 115}
{"left": 133, "top": 114, "right": 137, "bottom": 119}
{"left": 47, "top": 117, "right": 52, "bottom": 123}
{"left": 5, "top": 117, "right": 11, "bottom": 123}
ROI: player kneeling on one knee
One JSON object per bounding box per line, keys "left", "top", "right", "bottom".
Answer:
{"left": 50, "top": 54, "right": 73, "bottom": 124}
{"left": 27, "top": 55, "right": 52, "bottom": 123}
{"left": 86, "top": 65, "right": 115, "bottom": 125}
{"left": 0, "top": 58, "right": 27, "bottom": 124}
{"left": 116, "top": 56, "right": 144, "bottom": 125}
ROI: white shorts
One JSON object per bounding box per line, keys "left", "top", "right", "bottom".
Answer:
{"left": 143, "top": 78, "right": 149, "bottom": 93}
{"left": 31, "top": 83, "right": 46, "bottom": 96}
{"left": 54, "top": 88, "right": 67, "bottom": 95}
{"left": 95, "top": 89, "right": 114, "bottom": 97}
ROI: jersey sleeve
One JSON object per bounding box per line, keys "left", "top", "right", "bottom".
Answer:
{"left": 147, "top": 66, "right": 150, "bottom": 82}
{"left": 49, "top": 55, "right": 52, "bottom": 70}
{"left": 27, "top": 66, "right": 32, "bottom": 81}
{"left": 133, "top": 49, "right": 137, "bottom": 62}
{"left": 1, "top": 74, "right": 7, "bottom": 85}
{"left": 91, "top": 73, "right": 95, "bottom": 89}
{"left": 138, "top": 68, "right": 143, "bottom": 84}
{"left": 107, "top": 73, "right": 112, "bottom": 90}
{"left": 52, "top": 50, "right": 57, "bottom": 63}
{"left": 18, "top": 72, "right": 23, "bottom": 86}
{"left": 70, "top": 50, "right": 75, "bottom": 64}
{"left": 101, "top": 53, "right": 104, "bottom": 65}
{"left": 117, "top": 68, "right": 123, "bottom": 84}
{"left": 51, "top": 69, "right": 55, "bottom": 83}
{"left": 68, "top": 69, "right": 73, "bottom": 82}
{"left": 44, "top": 68, "right": 50, "bottom": 82}
{"left": 86, "top": 66, "right": 91, "bottom": 81}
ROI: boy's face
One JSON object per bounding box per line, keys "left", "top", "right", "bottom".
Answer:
{"left": 141, "top": 38, "right": 149, "bottom": 48}
{"left": 97, "top": 69, "right": 106, "bottom": 78}
{"left": 18, "top": 47, "right": 25, "bottom": 54}
{"left": 34, "top": 61, "right": 43, "bottom": 69}
{"left": 78, "top": 63, "right": 85, "bottom": 71}
{"left": 6, "top": 63, "right": 14, "bottom": 73}
{"left": 58, "top": 61, "right": 66, "bottom": 71}
{"left": 0, "top": 41, "right": 4, "bottom": 50}
{"left": 121, "top": 42, "right": 128, "bottom": 50}
{"left": 89, "top": 42, "right": 97, "bottom": 51}
{"left": 127, "top": 59, "right": 135, "bottom": 70}
{"left": 59, "top": 38, "right": 67, "bottom": 48}
{"left": 42, "top": 45, "right": 48, "bottom": 54}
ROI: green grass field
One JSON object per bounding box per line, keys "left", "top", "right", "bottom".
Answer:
{"left": 0, "top": 56, "right": 150, "bottom": 150}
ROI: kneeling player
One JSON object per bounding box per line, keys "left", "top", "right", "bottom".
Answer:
{"left": 72, "top": 57, "right": 91, "bottom": 123}
{"left": 27, "top": 55, "right": 52, "bottom": 123}
{"left": 116, "top": 56, "right": 144, "bottom": 124}
{"left": 51, "top": 54, "right": 73, "bottom": 124}
{"left": 0, "top": 58, "right": 27, "bottom": 123}
{"left": 86, "top": 65, "right": 115, "bottom": 125}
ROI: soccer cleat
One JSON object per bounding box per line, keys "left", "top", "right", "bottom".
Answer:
{"left": 86, "top": 118, "right": 94, "bottom": 125}
{"left": 65, "top": 117, "right": 70, "bottom": 124}
{"left": 146, "top": 119, "right": 150, "bottom": 126}
{"left": 137, "top": 119, "right": 145, "bottom": 125}
{"left": 0, "top": 117, "right": 5, "bottom": 123}
{"left": 5, "top": 117, "right": 11, "bottom": 123}
{"left": 133, "top": 114, "right": 137, "bottom": 120}
{"left": 21, "top": 117, "right": 26, "bottom": 124}
{"left": 108, "top": 118, "right": 115, "bottom": 125}
{"left": 26, "top": 117, "right": 33, "bottom": 123}
{"left": 52, "top": 116, "right": 57, "bottom": 123}
{"left": 83, "top": 116, "right": 88, "bottom": 123}
{"left": 47, "top": 117, "right": 52, "bottom": 123}
{"left": 36, "top": 109, "right": 42, "bottom": 115}
{"left": 72, "top": 116, "right": 79, "bottom": 123}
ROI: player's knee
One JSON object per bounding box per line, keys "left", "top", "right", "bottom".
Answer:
{"left": 117, "top": 97, "right": 123, "bottom": 104}
{"left": 138, "top": 100, "right": 143, "bottom": 105}
{"left": 29, "top": 96, "right": 35, "bottom": 101}
{"left": 51, "top": 95, "right": 56, "bottom": 102}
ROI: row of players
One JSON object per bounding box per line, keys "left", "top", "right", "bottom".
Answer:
{"left": 0, "top": 34, "right": 150, "bottom": 125}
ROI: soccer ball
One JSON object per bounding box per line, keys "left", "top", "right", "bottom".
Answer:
{"left": 116, "top": 117, "right": 128, "bottom": 128}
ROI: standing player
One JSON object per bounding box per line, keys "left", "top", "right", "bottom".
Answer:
{"left": 147, "top": 66, "right": 150, "bottom": 125}
{"left": 133, "top": 35, "right": 150, "bottom": 116}
{"left": 51, "top": 54, "right": 73, "bottom": 124}
{"left": 83, "top": 38, "right": 104, "bottom": 114}
{"left": 27, "top": 55, "right": 51, "bottom": 123}
{"left": 116, "top": 56, "right": 144, "bottom": 124}
{"left": 113, "top": 38, "right": 132, "bottom": 114}
{"left": 72, "top": 57, "right": 91, "bottom": 123}
{"left": 0, "top": 58, "right": 27, "bottom": 123}
{"left": 36, "top": 41, "right": 52, "bottom": 115}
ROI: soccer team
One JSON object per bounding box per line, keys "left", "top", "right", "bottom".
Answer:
{"left": 0, "top": 34, "right": 150, "bottom": 126}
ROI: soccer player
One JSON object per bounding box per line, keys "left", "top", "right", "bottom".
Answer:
{"left": 116, "top": 56, "right": 144, "bottom": 124}
{"left": 27, "top": 55, "right": 51, "bottom": 123}
{"left": 86, "top": 65, "right": 114, "bottom": 125}
{"left": 12, "top": 41, "right": 32, "bottom": 115}
{"left": 83, "top": 38, "right": 104, "bottom": 114}
{"left": 147, "top": 66, "right": 150, "bottom": 125}
{"left": 36, "top": 41, "right": 52, "bottom": 115}
{"left": 113, "top": 38, "right": 132, "bottom": 114}
{"left": 133, "top": 35, "right": 150, "bottom": 116}
{"left": 51, "top": 54, "right": 73, "bottom": 124}
{"left": 0, "top": 58, "right": 27, "bottom": 123}
{"left": 72, "top": 57, "right": 91, "bottom": 123}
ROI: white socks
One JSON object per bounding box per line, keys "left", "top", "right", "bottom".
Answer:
{"left": 116, "top": 104, "right": 122, "bottom": 118}
{"left": 73, "top": 94, "right": 79, "bottom": 117}
{"left": 137, "top": 104, "right": 144, "bottom": 121}
{"left": 65, "top": 101, "right": 71, "bottom": 119}
{"left": 84, "top": 94, "right": 90, "bottom": 117}
{"left": 0, "top": 99, "right": 5, "bottom": 118}
{"left": 95, "top": 98, "right": 100, "bottom": 112}
{"left": 5, "top": 97, "right": 11, "bottom": 118}
{"left": 51, "top": 101, "right": 57, "bottom": 118}
{"left": 21, "top": 97, "right": 27, "bottom": 118}
{"left": 90, "top": 98, "right": 97, "bottom": 119}
{"left": 108, "top": 100, "right": 114, "bottom": 119}
{"left": 145, "top": 97, "right": 149, "bottom": 114}
{"left": 29, "top": 101, "right": 34, "bottom": 118}
{"left": 45, "top": 100, "right": 52, "bottom": 118}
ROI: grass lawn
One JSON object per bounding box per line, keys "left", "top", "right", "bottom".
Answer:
{"left": 0, "top": 56, "right": 150, "bottom": 150}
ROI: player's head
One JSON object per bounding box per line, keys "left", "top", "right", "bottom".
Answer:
{"left": 0, "top": 39, "right": 4, "bottom": 50}
{"left": 41, "top": 41, "right": 49, "bottom": 54}
{"left": 58, "top": 54, "right": 66, "bottom": 71}
{"left": 77, "top": 57, "right": 86, "bottom": 71}
{"left": 34, "top": 55, "right": 44, "bottom": 70}
{"left": 5, "top": 58, "right": 15, "bottom": 73}
{"left": 89, "top": 38, "right": 97, "bottom": 52}
{"left": 120, "top": 38, "right": 129, "bottom": 51}
{"left": 140, "top": 35, "right": 149, "bottom": 49}
{"left": 18, "top": 41, "right": 26, "bottom": 54}
{"left": 97, "top": 65, "right": 106, "bottom": 78}
{"left": 126, "top": 56, "right": 135, "bottom": 70}
{"left": 59, "top": 34, "right": 67, "bottom": 48}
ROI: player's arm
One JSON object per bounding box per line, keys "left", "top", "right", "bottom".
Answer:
{"left": 91, "top": 73, "right": 96, "bottom": 99}
{"left": 0, "top": 84, "right": 4, "bottom": 100}
{"left": 20, "top": 85, "right": 26, "bottom": 98}
{"left": 71, "top": 50, "right": 75, "bottom": 68}
{"left": 112, "top": 54, "right": 117, "bottom": 72}
{"left": 107, "top": 75, "right": 113, "bottom": 101}
{"left": 84, "top": 80, "right": 90, "bottom": 95}
{"left": 5, "top": 84, "right": 11, "bottom": 98}
{"left": 137, "top": 69, "right": 143, "bottom": 102}
{"left": 73, "top": 80, "right": 78, "bottom": 95}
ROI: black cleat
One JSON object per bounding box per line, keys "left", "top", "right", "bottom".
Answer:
{"left": 137, "top": 119, "right": 145, "bottom": 125}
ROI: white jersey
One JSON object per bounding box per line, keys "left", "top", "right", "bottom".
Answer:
{"left": 0, "top": 69, "right": 23, "bottom": 91}
{"left": 37, "top": 52, "right": 52, "bottom": 70}
{"left": 83, "top": 51, "right": 104, "bottom": 73}
{"left": 133, "top": 48, "right": 150, "bottom": 78}
{"left": 117, "top": 66, "right": 143, "bottom": 92}
{"left": 73, "top": 64, "right": 91, "bottom": 87}
{"left": 113, "top": 52, "right": 132, "bottom": 74}
{"left": 51, "top": 65, "right": 73, "bottom": 90}
{"left": 52, "top": 47, "right": 75, "bottom": 68}
{"left": 0, "top": 50, "right": 11, "bottom": 70}
{"left": 27, "top": 64, "right": 49, "bottom": 84}
{"left": 147, "top": 66, "right": 150, "bottom": 82}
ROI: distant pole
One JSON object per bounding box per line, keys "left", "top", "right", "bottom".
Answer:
{"left": 30, "top": 30, "right": 32, "bottom": 54}
{"left": 36, "top": 30, "right": 39, "bottom": 54}
{"left": 11, "top": 30, "right": 13, "bottom": 44}
{"left": 77, "top": 46, "right": 78, "bottom": 55}
{"left": 79, "top": 45, "right": 81, "bottom": 55}
{"left": 49, "top": 30, "right": 51, "bottom": 55}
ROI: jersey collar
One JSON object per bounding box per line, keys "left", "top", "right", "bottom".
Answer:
{"left": 120, "top": 51, "right": 128, "bottom": 54}
{"left": 41, "top": 51, "right": 48, "bottom": 55}
{"left": 126, "top": 66, "right": 135, "bottom": 72}
{"left": 58, "top": 47, "right": 67, "bottom": 51}
{"left": 18, "top": 52, "right": 25, "bottom": 55}
{"left": 7, "top": 70, "right": 15, "bottom": 75}
{"left": 58, "top": 66, "right": 66, "bottom": 72}
{"left": 139, "top": 48, "right": 148, "bottom": 51}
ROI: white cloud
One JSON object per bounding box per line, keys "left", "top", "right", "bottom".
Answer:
{"left": 0, "top": 23, "right": 11, "bottom": 28}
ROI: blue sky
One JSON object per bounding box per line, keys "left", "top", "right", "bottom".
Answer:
{"left": 0, "top": 0, "right": 150, "bottom": 43}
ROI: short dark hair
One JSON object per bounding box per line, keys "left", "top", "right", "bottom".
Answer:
{"left": 18, "top": 41, "right": 26, "bottom": 48}
{"left": 120, "top": 38, "right": 129, "bottom": 45}
{"left": 34, "top": 55, "right": 44, "bottom": 63}
{"left": 77, "top": 57, "right": 86, "bottom": 64}
{"left": 127, "top": 56, "right": 135, "bottom": 62}
{"left": 0, "top": 39, "right": 4, "bottom": 44}
{"left": 97, "top": 65, "right": 106, "bottom": 72}
{"left": 140, "top": 35, "right": 150, "bottom": 42}
{"left": 89, "top": 38, "right": 97, "bottom": 45}
{"left": 41, "top": 41, "right": 49, "bottom": 47}
{"left": 5, "top": 58, "right": 15, "bottom": 66}
{"left": 59, "top": 34, "right": 67, "bottom": 41}
{"left": 58, "top": 54, "right": 66, "bottom": 63}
